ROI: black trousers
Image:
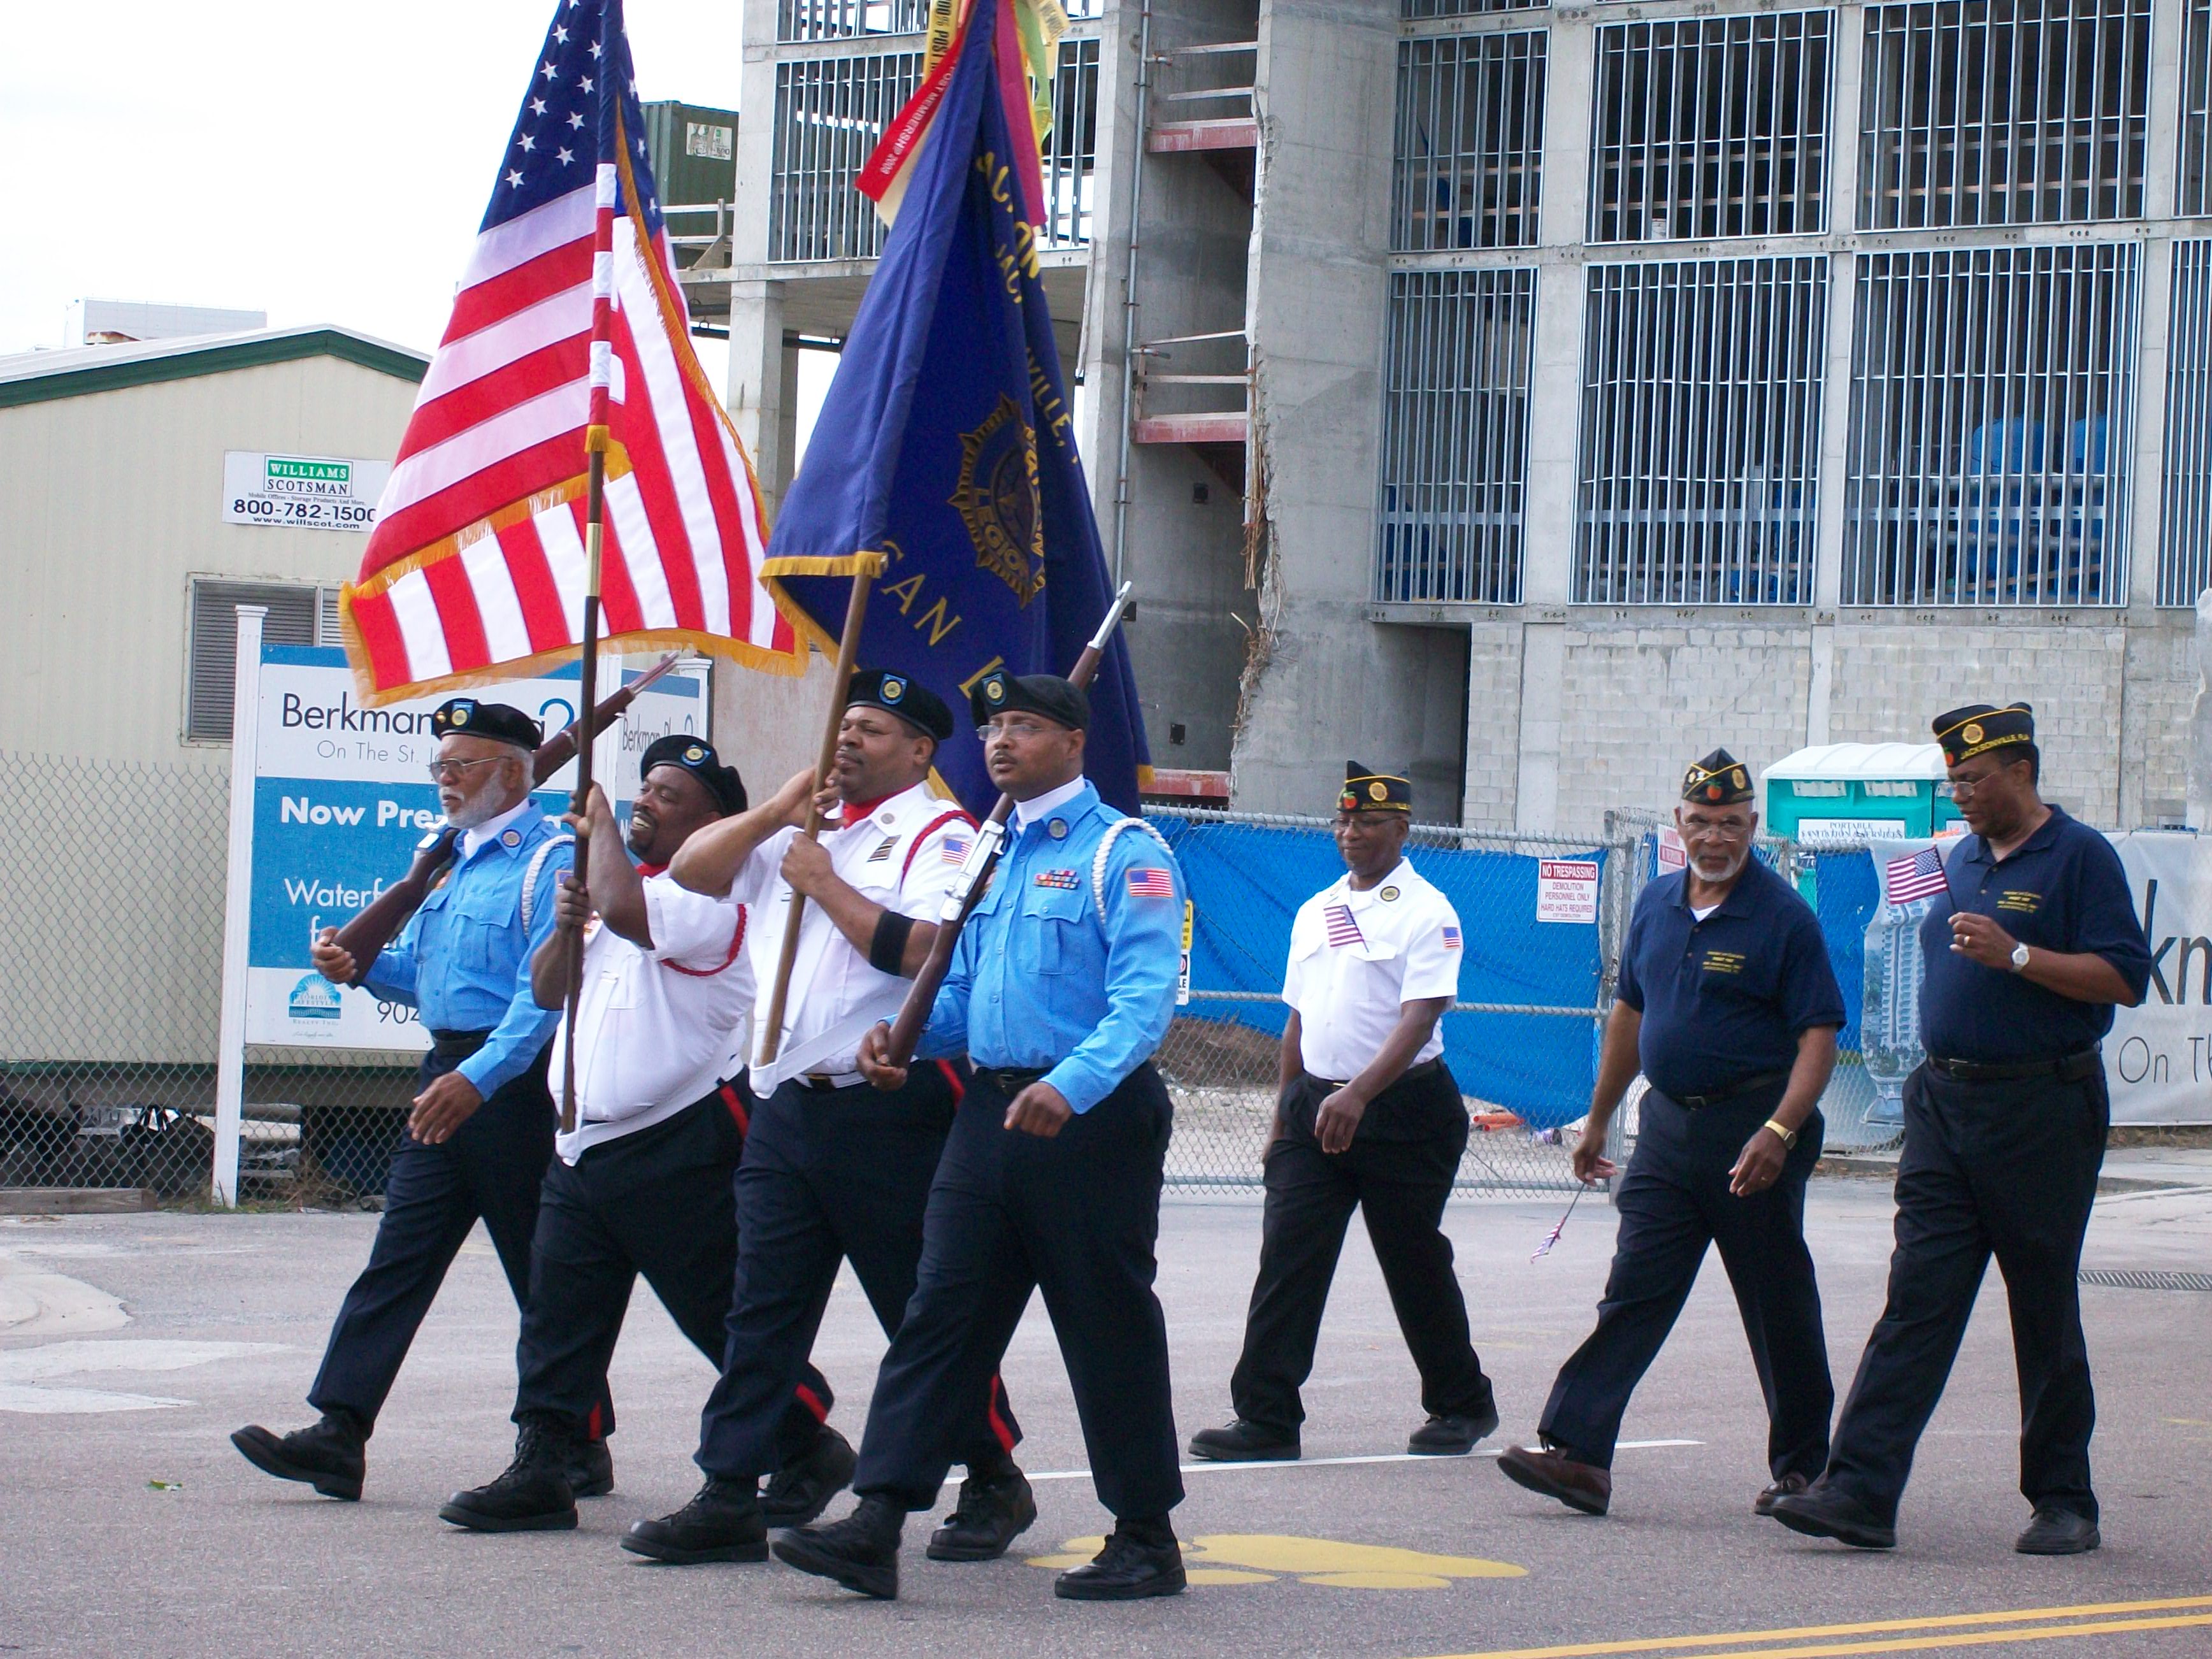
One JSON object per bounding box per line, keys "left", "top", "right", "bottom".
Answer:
{"left": 1229, "top": 1064, "right": 1495, "bottom": 1435}
{"left": 694, "top": 1064, "right": 1019, "bottom": 1481}
{"left": 308, "top": 1039, "right": 612, "bottom": 1435}
{"left": 1823, "top": 1061, "right": 2108, "bottom": 1524}
{"left": 852, "top": 1063, "right": 1182, "bottom": 1521}
{"left": 1539, "top": 1086, "right": 1831, "bottom": 1479}
{"left": 514, "top": 1087, "right": 830, "bottom": 1463}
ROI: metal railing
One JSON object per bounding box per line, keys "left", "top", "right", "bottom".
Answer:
{"left": 1393, "top": 28, "right": 1548, "bottom": 252}
{"left": 2159, "top": 240, "right": 2212, "bottom": 607}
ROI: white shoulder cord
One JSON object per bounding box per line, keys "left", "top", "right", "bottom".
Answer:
{"left": 520, "top": 833, "right": 576, "bottom": 933}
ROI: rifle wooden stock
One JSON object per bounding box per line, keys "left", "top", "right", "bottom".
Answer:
{"left": 328, "top": 654, "right": 683, "bottom": 982}
{"left": 880, "top": 583, "right": 1135, "bottom": 1071}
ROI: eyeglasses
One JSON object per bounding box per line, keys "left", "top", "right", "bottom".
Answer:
{"left": 1946, "top": 766, "right": 2013, "bottom": 799}
{"left": 1680, "top": 817, "right": 1753, "bottom": 840}
{"left": 977, "top": 717, "right": 1054, "bottom": 741}
{"left": 426, "top": 757, "right": 508, "bottom": 782}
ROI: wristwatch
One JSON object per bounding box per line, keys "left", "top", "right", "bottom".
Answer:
{"left": 2010, "top": 942, "right": 2032, "bottom": 972}
{"left": 1762, "top": 1117, "right": 1798, "bottom": 1149}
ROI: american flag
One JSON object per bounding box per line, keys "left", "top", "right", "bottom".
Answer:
{"left": 1324, "top": 903, "right": 1365, "bottom": 948}
{"left": 1885, "top": 846, "right": 1951, "bottom": 906}
{"left": 942, "top": 833, "right": 973, "bottom": 865}
{"left": 1440, "top": 924, "right": 1463, "bottom": 951}
{"left": 340, "top": 0, "right": 800, "bottom": 702}
{"left": 1126, "top": 868, "right": 1175, "bottom": 899}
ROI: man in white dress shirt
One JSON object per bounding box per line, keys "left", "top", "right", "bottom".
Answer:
{"left": 437, "top": 736, "right": 839, "bottom": 1535}
{"left": 1191, "top": 763, "right": 1500, "bottom": 1463}
{"left": 621, "top": 671, "right": 1029, "bottom": 1568}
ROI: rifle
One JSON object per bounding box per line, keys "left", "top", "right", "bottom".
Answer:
{"left": 881, "top": 583, "right": 1137, "bottom": 1068}
{"left": 329, "top": 654, "right": 684, "bottom": 983}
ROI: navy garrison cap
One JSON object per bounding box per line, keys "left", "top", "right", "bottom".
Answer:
{"left": 969, "top": 670, "right": 1090, "bottom": 732}
{"left": 431, "top": 698, "right": 540, "bottom": 751}
{"left": 1340, "top": 763, "right": 1412, "bottom": 814}
{"left": 640, "top": 735, "right": 747, "bottom": 815}
{"left": 1933, "top": 703, "right": 2034, "bottom": 766}
{"left": 1682, "top": 749, "right": 1754, "bottom": 805}
{"left": 847, "top": 667, "right": 954, "bottom": 743}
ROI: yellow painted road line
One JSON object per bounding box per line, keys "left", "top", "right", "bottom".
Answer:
{"left": 1421, "top": 1597, "right": 2212, "bottom": 1659}
{"left": 1644, "top": 1612, "right": 2212, "bottom": 1659}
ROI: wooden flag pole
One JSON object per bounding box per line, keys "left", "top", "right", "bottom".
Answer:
{"left": 559, "top": 434, "right": 611, "bottom": 1135}
{"left": 756, "top": 556, "right": 882, "bottom": 1068}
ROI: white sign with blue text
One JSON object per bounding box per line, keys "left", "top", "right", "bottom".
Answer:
{"left": 243, "top": 645, "right": 706, "bottom": 1049}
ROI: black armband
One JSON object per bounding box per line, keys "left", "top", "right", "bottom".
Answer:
{"left": 868, "top": 910, "right": 917, "bottom": 975}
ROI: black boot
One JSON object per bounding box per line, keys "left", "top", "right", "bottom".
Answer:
{"left": 1054, "top": 1518, "right": 1187, "bottom": 1601}
{"left": 564, "top": 1436, "right": 614, "bottom": 1498}
{"left": 1407, "top": 1401, "right": 1501, "bottom": 1456}
{"left": 1186, "top": 1418, "right": 1299, "bottom": 1462}
{"left": 439, "top": 1423, "right": 578, "bottom": 1532}
{"left": 232, "top": 1412, "right": 367, "bottom": 1502}
{"left": 761, "top": 1425, "right": 856, "bottom": 1528}
{"left": 773, "top": 1494, "right": 905, "bottom": 1600}
{"left": 926, "top": 1463, "right": 1037, "bottom": 1561}
{"left": 621, "top": 1477, "right": 768, "bottom": 1565}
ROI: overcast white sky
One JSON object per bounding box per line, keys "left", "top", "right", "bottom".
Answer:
{"left": 3, "top": 1, "right": 749, "bottom": 379}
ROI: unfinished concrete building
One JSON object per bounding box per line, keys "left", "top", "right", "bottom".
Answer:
{"left": 715, "top": 0, "right": 2212, "bottom": 833}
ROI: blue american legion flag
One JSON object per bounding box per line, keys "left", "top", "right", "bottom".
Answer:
{"left": 1324, "top": 903, "right": 1365, "bottom": 948}
{"left": 1885, "top": 845, "right": 1951, "bottom": 905}
{"left": 758, "top": 0, "right": 1151, "bottom": 815}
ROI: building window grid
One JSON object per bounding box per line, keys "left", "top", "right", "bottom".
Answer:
{"left": 2185, "top": 0, "right": 2212, "bottom": 214}
{"left": 1841, "top": 242, "right": 2138, "bottom": 609}
{"left": 1376, "top": 268, "right": 1537, "bottom": 607}
{"left": 1393, "top": 31, "right": 1547, "bottom": 252}
{"left": 1402, "top": 0, "right": 1547, "bottom": 20}
{"left": 1588, "top": 11, "right": 1834, "bottom": 244}
{"left": 1040, "top": 36, "right": 1102, "bottom": 248}
{"left": 1858, "top": 0, "right": 2151, "bottom": 230}
{"left": 778, "top": 0, "right": 1100, "bottom": 43}
{"left": 1573, "top": 257, "right": 1828, "bottom": 606}
{"left": 2159, "top": 241, "right": 2212, "bottom": 605}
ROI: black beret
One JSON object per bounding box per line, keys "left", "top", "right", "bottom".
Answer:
{"left": 1933, "top": 703, "right": 2034, "bottom": 766}
{"left": 640, "top": 734, "right": 747, "bottom": 815}
{"left": 431, "top": 698, "right": 540, "bottom": 751}
{"left": 846, "top": 667, "right": 952, "bottom": 743}
{"left": 1339, "top": 761, "right": 1411, "bottom": 814}
{"left": 1682, "top": 748, "right": 1755, "bottom": 805}
{"left": 968, "top": 670, "right": 1089, "bottom": 731}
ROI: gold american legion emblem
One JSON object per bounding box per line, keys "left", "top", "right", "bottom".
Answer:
{"left": 950, "top": 395, "right": 1047, "bottom": 608}
{"left": 1962, "top": 722, "right": 1984, "bottom": 745}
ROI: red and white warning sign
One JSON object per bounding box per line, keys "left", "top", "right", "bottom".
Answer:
{"left": 1537, "top": 859, "right": 1600, "bottom": 924}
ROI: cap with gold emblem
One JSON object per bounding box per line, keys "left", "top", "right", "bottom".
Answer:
{"left": 431, "top": 698, "right": 540, "bottom": 751}
{"left": 1339, "top": 761, "right": 1412, "bottom": 814}
{"left": 1932, "top": 702, "right": 2034, "bottom": 766}
{"left": 1681, "top": 748, "right": 1755, "bottom": 805}
{"left": 640, "top": 733, "right": 747, "bottom": 815}
{"left": 845, "top": 666, "right": 954, "bottom": 743}
{"left": 968, "top": 670, "right": 1090, "bottom": 732}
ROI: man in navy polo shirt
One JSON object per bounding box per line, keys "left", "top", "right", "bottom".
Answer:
{"left": 1499, "top": 749, "right": 1842, "bottom": 1521}
{"left": 1772, "top": 703, "right": 2150, "bottom": 1558}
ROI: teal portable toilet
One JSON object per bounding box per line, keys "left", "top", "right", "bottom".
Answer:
{"left": 1760, "top": 743, "right": 1963, "bottom": 903}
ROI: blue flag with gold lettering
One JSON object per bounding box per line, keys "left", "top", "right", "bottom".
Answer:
{"left": 758, "top": 0, "right": 1149, "bottom": 815}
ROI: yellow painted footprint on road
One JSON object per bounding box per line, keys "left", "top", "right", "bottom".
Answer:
{"left": 1026, "top": 1533, "right": 1525, "bottom": 1590}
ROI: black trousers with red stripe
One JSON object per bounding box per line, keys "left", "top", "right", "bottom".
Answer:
{"left": 694, "top": 1063, "right": 1021, "bottom": 1484}
{"left": 514, "top": 1084, "right": 830, "bottom": 1465}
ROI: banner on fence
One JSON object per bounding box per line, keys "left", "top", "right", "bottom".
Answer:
{"left": 238, "top": 645, "right": 705, "bottom": 1050}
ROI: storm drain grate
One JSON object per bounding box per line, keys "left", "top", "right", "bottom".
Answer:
{"left": 2078, "top": 1268, "right": 2212, "bottom": 1293}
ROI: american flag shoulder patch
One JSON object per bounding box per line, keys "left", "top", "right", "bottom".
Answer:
{"left": 1034, "top": 868, "right": 1081, "bottom": 890}
{"left": 1440, "top": 924, "right": 1463, "bottom": 949}
{"left": 1324, "top": 902, "right": 1365, "bottom": 948}
{"left": 941, "top": 833, "right": 973, "bottom": 865}
{"left": 1126, "top": 867, "right": 1175, "bottom": 898}
{"left": 867, "top": 835, "right": 898, "bottom": 863}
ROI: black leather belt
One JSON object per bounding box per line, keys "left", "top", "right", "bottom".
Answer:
{"left": 429, "top": 1028, "right": 492, "bottom": 1060}
{"left": 972, "top": 1065, "right": 1049, "bottom": 1095}
{"left": 1925, "top": 1049, "right": 2101, "bottom": 1084}
{"left": 1305, "top": 1057, "right": 1447, "bottom": 1092}
{"left": 1667, "top": 1070, "right": 1790, "bottom": 1110}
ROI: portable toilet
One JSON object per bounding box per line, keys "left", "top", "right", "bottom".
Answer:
{"left": 1760, "top": 743, "right": 1962, "bottom": 908}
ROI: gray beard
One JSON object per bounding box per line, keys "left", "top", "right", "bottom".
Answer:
{"left": 444, "top": 786, "right": 510, "bottom": 830}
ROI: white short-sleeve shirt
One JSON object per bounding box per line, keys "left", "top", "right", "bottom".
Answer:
{"left": 553, "top": 871, "right": 752, "bottom": 1164}
{"left": 1281, "top": 857, "right": 1463, "bottom": 1082}
{"left": 731, "top": 780, "right": 974, "bottom": 1090}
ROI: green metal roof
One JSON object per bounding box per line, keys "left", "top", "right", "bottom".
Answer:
{"left": 0, "top": 326, "right": 429, "bottom": 410}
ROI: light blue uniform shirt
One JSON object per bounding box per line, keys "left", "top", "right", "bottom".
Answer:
{"left": 917, "top": 780, "right": 1184, "bottom": 1114}
{"left": 362, "top": 803, "right": 571, "bottom": 1098}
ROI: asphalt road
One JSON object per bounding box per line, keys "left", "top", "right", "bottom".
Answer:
{"left": 2, "top": 1176, "right": 2208, "bottom": 1659}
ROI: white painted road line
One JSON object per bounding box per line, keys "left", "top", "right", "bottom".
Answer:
{"left": 1025, "top": 1438, "right": 1704, "bottom": 1483}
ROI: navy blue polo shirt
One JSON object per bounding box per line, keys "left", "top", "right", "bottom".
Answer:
{"left": 1616, "top": 856, "right": 1845, "bottom": 1100}
{"left": 1918, "top": 805, "right": 2151, "bottom": 1063}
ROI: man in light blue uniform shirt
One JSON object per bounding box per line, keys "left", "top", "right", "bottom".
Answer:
{"left": 776, "top": 670, "right": 1189, "bottom": 1604}
{"left": 234, "top": 698, "right": 610, "bottom": 1504}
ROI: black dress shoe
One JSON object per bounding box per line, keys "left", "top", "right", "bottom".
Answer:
{"left": 926, "top": 1466, "right": 1038, "bottom": 1561}
{"left": 761, "top": 1425, "right": 856, "bottom": 1528}
{"left": 773, "top": 1495, "right": 904, "bottom": 1600}
{"left": 1497, "top": 1444, "right": 1611, "bottom": 1516}
{"left": 621, "top": 1477, "right": 768, "bottom": 1564}
{"left": 1188, "top": 1419, "right": 1299, "bottom": 1462}
{"left": 1755, "top": 1471, "right": 1811, "bottom": 1517}
{"left": 564, "top": 1436, "right": 614, "bottom": 1498}
{"left": 1408, "top": 1402, "right": 1501, "bottom": 1456}
{"left": 232, "top": 1414, "right": 366, "bottom": 1502}
{"left": 1054, "top": 1524, "right": 1187, "bottom": 1601}
{"left": 2016, "top": 1506, "right": 2101, "bottom": 1555}
{"left": 1768, "top": 1484, "right": 1897, "bottom": 1550}
{"left": 440, "top": 1425, "right": 578, "bottom": 1532}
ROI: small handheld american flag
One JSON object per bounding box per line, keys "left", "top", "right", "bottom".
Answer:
{"left": 1531, "top": 1184, "right": 1586, "bottom": 1262}
{"left": 1884, "top": 846, "right": 1950, "bottom": 906}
